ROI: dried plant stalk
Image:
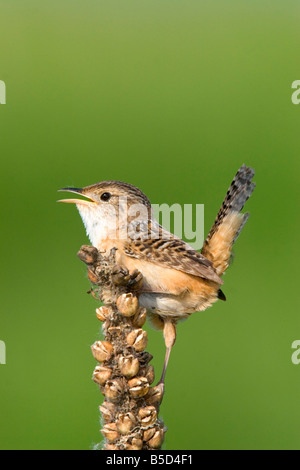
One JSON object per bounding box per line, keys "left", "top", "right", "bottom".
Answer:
{"left": 77, "top": 245, "right": 166, "bottom": 450}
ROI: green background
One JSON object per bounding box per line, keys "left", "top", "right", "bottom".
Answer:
{"left": 0, "top": 0, "right": 299, "bottom": 450}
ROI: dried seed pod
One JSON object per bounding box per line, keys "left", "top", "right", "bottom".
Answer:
{"left": 146, "top": 384, "right": 164, "bottom": 405}
{"left": 92, "top": 365, "right": 112, "bottom": 386}
{"left": 128, "top": 377, "right": 149, "bottom": 398}
{"left": 116, "top": 293, "right": 139, "bottom": 317}
{"left": 107, "top": 326, "right": 122, "bottom": 336}
{"left": 132, "top": 308, "right": 147, "bottom": 327}
{"left": 118, "top": 355, "right": 139, "bottom": 378}
{"left": 101, "top": 422, "right": 119, "bottom": 442}
{"left": 147, "top": 428, "right": 164, "bottom": 449}
{"left": 99, "top": 401, "right": 116, "bottom": 422}
{"left": 103, "top": 444, "right": 119, "bottom": 450}
{"left": 87, "top": 268, "right": 99, "bottom": 284}
{"left": 126, "top": 329, "right": 148, "bottom": 352}
{"left": 91, "top": 341, "right": 113, "bottom": 362}
{"left": 124, "top": 438, "right": 143, "bottom": 450}
{"left": 77, "top": 245, "right": 98, "bottom": 264}
{"left": 116, "top": 412, "right": 137, "bottom": 435}
{"left": 132, "top": 437, "right": 143, "bottom": 450}
{"left": 104, "top": 379, "right": 124, "bottom": 401}
{"left": 138, "top": 406, "right": 157, "bottom": 426}
{"left": 144, "top": 364, "right": 155, "bottom": 384}
{"left": 143, "top": 427, "right": 156, "bottom": 442}
{"left": 96, "top": 306, "right": 110, "bottom": 321}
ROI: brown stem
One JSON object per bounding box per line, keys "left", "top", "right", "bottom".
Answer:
{"left": 77, "top": 245, "right": 166, "bottom": 450}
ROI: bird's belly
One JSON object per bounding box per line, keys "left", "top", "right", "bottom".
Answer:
{"left": 139, "top": 292, "right": 195, "bottom": 318}
{"left": 139, "top": 289, "right": 218, "bottom": 319}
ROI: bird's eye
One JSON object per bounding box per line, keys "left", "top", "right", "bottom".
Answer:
{"left": 100, "top": 192, "right": 111, "bottom": 202}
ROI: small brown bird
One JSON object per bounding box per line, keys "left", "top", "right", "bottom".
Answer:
{"left": 58, "top": 165, "right": 255, "bottom": 387}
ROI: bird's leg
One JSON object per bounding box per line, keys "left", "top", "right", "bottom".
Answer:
{"left": 157, "top": 319, "right": 177, "bottom": 391}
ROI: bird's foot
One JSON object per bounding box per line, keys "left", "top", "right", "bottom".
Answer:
{"left": 112, "top": 266, "right": 143, "bottom": 292}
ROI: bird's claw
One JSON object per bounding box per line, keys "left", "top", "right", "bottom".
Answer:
{"left": 112, "top": 266, "right": 143, "bottom": 291}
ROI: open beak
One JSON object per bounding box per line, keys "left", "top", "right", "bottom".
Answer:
{"left": 57, "top": 188, "right": 96, "bottom": 206}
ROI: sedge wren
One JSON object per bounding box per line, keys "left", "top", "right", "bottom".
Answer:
{"left": 58, "top": 165, "right": 255, "bottom": 387}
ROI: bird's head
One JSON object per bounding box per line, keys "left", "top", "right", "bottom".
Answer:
{"left": 58, "top": 181, "right": 153, "bottom": 246}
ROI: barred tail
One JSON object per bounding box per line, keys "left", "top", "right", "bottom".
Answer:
{"left": 202, "top": 164, "right": 255, "bottom": 276}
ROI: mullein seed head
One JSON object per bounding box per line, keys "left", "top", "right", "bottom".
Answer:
{"left": 78, "top": 247, "right": 166, "bottom": 450}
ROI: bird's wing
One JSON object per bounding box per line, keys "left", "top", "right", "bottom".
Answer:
{"left": 124, "top": 224, "right": 223, "bottom": 285}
